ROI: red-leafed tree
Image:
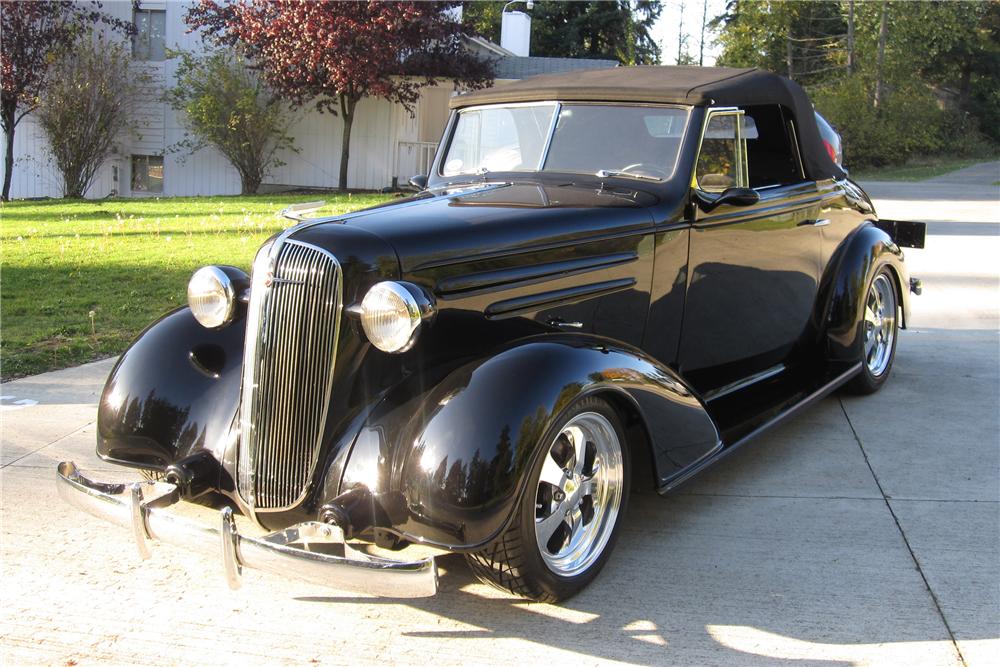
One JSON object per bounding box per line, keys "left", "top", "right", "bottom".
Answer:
{"left": 187, "top": 1, "right": 494, "bottom": 191}
{"left": 0, "top": 1, "right": 132, "bottom": 201}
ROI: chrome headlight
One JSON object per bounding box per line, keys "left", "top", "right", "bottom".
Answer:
{"left": 188, "top": 266, "right": 237, "bottom": 328}
{"left": 359, "top": 282, "right": 430, "bottom": 353}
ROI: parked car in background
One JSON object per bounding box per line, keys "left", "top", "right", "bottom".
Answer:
{"left": 58, "top": 66, "right": 924, "bottom": 602}
{"left": 815, "top": 111, "right": 844, "bottom": 168}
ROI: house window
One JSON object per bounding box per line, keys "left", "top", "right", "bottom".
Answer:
{"left": 132, "top": 155, "right": 164, "bottom": 193}
{"left": 133, "top": 9, "right": 166, "bottom": 61}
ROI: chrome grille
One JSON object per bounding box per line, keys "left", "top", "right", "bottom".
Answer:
{"left": 238, "top": 240, "right": 342, "bottom": 511}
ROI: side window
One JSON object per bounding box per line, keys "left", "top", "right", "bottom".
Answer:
{"left": 695, "top": 111, "right": 747, "bottom": 193}
{"left": 742, "top": 105, "right": 805, "bottom": 189}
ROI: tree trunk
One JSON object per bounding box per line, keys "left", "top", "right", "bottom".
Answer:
{"left": 873, "top": 0, "right": 888, "bottom": 112}
{"left": 958, "top": 61, "right": 972, "bottom": 110}
{"left": 241, "top": 171, "right": 262, "bottom": 195}
{"left": 338, "top": 94, "right": 358, "bottom": 192}
{"left": 786, "top": 29, "right": 794, "bottom": 79}
{"left": 699, "top": 0, "right": 707, "bottom": 67}
{"left": 2, "top": 104, "right": 15, "bottom": 202}
{"left": 676, "top": 0, "right": 686, "bottom": 65}
{"left": 847, "top": 0, "right": 855, "bottom": 75}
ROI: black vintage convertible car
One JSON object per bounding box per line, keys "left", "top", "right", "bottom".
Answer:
{"left": 58, "top": 66, "right": 924, "bottom": 602}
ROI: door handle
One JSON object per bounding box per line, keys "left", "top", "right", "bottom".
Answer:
{"left": 548, "top": 318, "right": 583, "bottom": 330}
{"left": 797, "top": 218, "right": 831, "bottom": 227}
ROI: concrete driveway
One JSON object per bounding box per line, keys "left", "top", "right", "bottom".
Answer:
{"left": 2, "top": 163, "right": 998, "bottom": 666}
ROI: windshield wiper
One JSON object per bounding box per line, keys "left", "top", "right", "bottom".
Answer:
{"left": 595, "top": 169, "right": 662, "bottom": 182}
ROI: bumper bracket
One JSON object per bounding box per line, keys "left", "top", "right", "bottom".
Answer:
{"left": 57, "top": 461, "right": 437, "bottom": 597}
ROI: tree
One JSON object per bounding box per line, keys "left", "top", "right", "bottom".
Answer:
{"left": 464, "top": 1, "right": 663, "bottom": 65}
{"left": 34, "top": 36, "right": 148, "bottom": 198}
{"left": 0, "top": 1, "right": 131, "bottom": 201}
{"left": 676, "top": 0, "right": 691, "bottom": 65}
{"left": 167, "top": 49, "right": 297, "bottom": 195}
{"left": 713, "top": 1, "right": 847, "bottom": 85}
{"left": 187, "top": 1, "right": 494, "bottom": 191}
{"left": 699, "top": 0, "right": 709, "bottom": 66}
{"left": 872, "top": 0, "right": 888, "bottom": 111}
{"left": 713, "top": 0, "right": 999, "bottom": 166}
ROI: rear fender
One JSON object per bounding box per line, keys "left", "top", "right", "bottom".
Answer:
{"left": 96, "top": 307, "right": 244, "bottom": 484}
{"left": 819, "top": 221, "right": 910, "bottom": 362}
{"left": 340, "top": 334, "right": 720, "bottom": 550}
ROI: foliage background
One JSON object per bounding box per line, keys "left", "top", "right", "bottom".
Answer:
{"left": 463, "top": 0, "right": 663, "bottom": 65}
{"left": 711, "top": 0, "right": 999, "bottom": 168}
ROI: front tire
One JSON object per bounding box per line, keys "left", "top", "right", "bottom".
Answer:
{"left": 846, "top": 267, "right": 899, "bottom": 394}
{"left": 466, "top": 396, "right": 630, "bottom": 602}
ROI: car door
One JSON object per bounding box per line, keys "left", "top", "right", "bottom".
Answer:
{"left": 678, "top": 106, "right": 823, "bottom": 393}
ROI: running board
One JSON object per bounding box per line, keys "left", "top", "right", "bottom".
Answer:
{"left": 656, "top": 362, "right": 862, "bottom": 495}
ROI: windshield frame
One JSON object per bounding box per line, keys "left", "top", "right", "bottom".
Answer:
{"left": 435, "top": 101, "right": 693, "bottom": 183}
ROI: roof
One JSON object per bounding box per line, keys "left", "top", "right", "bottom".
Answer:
{"left": 449, "top": 65, "right": 847, "bottom": 182}
{"left": 462, "top": 35, "right": 515, "bottom": 58}
{"left": 450, "top": 66, "right": 783, "bottom": 108}
{"left": 493, "top": 56, "right": 619, "bottom": 80}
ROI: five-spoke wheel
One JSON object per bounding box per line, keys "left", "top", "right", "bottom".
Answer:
{"left": 863, "top": 272, "right": 896, "bottom": 377}
{"left": 534, "top": 412, "right": 624, "bottom": 576}
{"left": 847, "top": 266, "right": 899, "bottom": 394}
{"left": 466, "top": 396, "right": 630, "bottom": 601}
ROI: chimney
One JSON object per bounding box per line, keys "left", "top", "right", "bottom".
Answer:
{"left": 500, "top": 10, "right": 531, "bottom": 57}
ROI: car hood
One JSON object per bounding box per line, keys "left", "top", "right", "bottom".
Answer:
{"left": 328, "top": 181, "right": 659, "bottom": 274}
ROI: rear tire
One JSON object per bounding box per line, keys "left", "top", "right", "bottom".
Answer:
{"left": 466, "top": 396, "right": 630, "bottom": 602}
{"left": 846, "top": 267, "right": 899, "bottom": 395}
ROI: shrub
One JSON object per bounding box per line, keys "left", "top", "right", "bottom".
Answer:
{"left": 34, "top": 35, "right": 148, "bottom": 198}
{"left": 812, "top": 74, "right": 995, "bottom": 168}
{"left": 166, "top": 49, "right": 297, "bottom": 195}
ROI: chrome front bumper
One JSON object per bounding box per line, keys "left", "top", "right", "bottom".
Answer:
{"left": 56, "top": 462, "right": 437, "bottom": 597}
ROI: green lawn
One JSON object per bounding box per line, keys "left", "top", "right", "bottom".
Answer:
{"left": 1, "top": 193, "right": 393, "bottom": 379}
{"left": 852, "top": 155, "right": 998, "bottom": 181}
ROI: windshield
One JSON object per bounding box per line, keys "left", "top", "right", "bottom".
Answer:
{"left": 441, "top": 103, "right": 689, "bottom": 181}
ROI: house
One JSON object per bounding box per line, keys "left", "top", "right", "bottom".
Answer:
{"left": 0, "top": 3, "right": 615, "bottom": 199}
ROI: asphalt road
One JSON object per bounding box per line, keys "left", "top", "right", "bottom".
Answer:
{"left": 2, "top": 163, "right": 998, "bottom": 666}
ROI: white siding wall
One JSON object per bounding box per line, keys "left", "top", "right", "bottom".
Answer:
{"left": 0, "top": 0, "right": 449, "bottom": 199}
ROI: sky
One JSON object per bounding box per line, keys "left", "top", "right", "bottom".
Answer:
{"left": 651, "top": 0, "right": 729, "bottom": 66}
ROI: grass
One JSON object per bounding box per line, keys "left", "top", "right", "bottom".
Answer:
{"left": 0, "top": 193, "right": 393, "bottom": 380}
{"left": 852, "top": 155, "right": 998, "bottom": 181}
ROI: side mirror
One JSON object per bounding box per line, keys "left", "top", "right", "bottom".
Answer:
{"left": 694, "top": 186, "right": 759, "bottom": 213}
{"left": 407, "top": 174, "right": 428, "bottom": 191}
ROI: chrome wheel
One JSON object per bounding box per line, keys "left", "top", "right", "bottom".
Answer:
{"left": 534, "top": 411, "right": 624, "bottom": 576}
{"left": 864, "top": 273, "right": 896, "bottom": 377}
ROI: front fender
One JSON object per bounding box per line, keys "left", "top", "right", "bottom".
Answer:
{"left": 821, "top": 221, "right": 910, "bottom": 361}
{"left": 97, "top": 307, "right": 244, "bottom": 479}
{"left": 341, "top": 334, "right": 720, "bottom": 550}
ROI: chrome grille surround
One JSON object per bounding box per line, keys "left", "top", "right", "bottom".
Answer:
{"left": 238, "top": 239, "right": 343, "bottom": 513}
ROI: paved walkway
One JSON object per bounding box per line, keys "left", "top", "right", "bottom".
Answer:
{"left": 2, "top": 171, "right": 998, "bottom": 666}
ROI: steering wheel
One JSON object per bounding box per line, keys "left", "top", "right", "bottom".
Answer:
{"left": 620, "top": 163, "right": 670, "bottom": 179}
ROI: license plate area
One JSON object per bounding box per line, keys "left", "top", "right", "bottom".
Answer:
{"left": 875, "top": 219, "right": 926, "bottom": 249}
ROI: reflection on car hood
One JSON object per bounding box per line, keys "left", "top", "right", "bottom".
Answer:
{"left": 329, "top": 182, "right": 660, "bottom": 273}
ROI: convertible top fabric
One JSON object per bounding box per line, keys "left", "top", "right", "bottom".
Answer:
{"left": 450, "top": 66, "right": 846, "bottom": 181}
